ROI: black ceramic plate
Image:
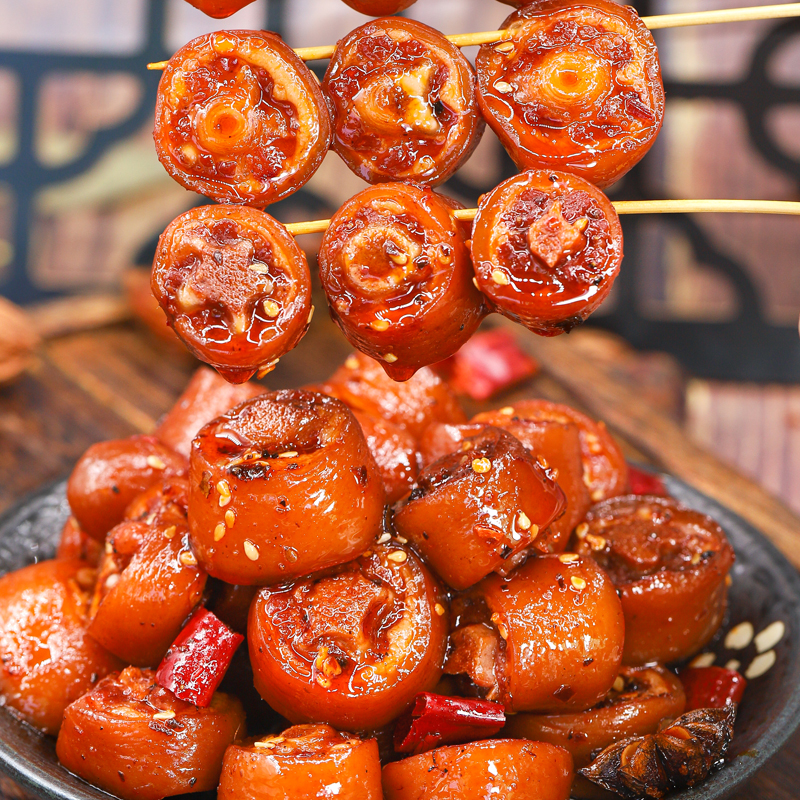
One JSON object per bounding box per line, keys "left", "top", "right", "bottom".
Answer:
{"left": 0, "top": 474, "right": 799, "bottom": 800}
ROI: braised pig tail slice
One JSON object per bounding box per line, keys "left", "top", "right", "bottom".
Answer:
{"left": 323, "top": 18, "right": 483, "bottom": 186}
{"left": 248, "top": 543, "right": 448, "bottom": 730}
{"left": 56, "top": 667, "right": 245, "bottom": 800}
{"left": 471, "top": 169, "right": 623, "bottom": 336}
{"left": 152, "top": 205, "right": 312, "bottom": 384}
{"left": 575, "top": 494, "right": 735, "bottom": 665}
{"left": 184, "top": 0, "right": 256, "bottom": 17}
{"left": 319, "top": 184, "right": 486, "bottom": 381}
{"left": 218, "top": 724, "right": 383, "bottom": 800}
{"left": 476, "top": 0, "right": 664, "bottom": 187}
{"left": 188, "top": 390, "right": 384, "bottom": 585}
{"left": 154, "top": 31, "right": 331, "bottom": 206}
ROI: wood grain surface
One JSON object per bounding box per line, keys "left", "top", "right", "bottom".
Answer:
{"left": 0, "top": 319, "right": 798, "bottom": 799}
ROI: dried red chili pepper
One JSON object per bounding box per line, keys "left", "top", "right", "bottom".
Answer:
{"left": 323, "top": 17, "right": 483, "bottom": 186}
{"left": 679, "top": 667, "right": 747, "bottom": 711}
{"left": 318, "top": 184, "right": 486, "bottom": 381}
{"left": 471, "top": 169, "right": 623, "bottom": 336}
{"left": 476, "top": 0, "right": 665, "bottom": 188}
{"left": 184, "top": 0, "right": 256, "bottom": 16}
{"left": 394, "top": 692, "right": 506, "bottom": 755}
{"left": 628, "top": 464, "right": 668, "bottom": 497}
{"left": 434, "top": 329, "right": 539, "bottom": 401}
{"left": 156, "top": 607, "right": 244, "bottom": 708}
{"left": 152, "top": 205, "right": 312, "bottom": 384}
{"left": 154, "top": 31, "right": 331, "bottom": 206}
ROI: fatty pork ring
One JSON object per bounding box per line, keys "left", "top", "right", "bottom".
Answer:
{"left": 154, "top": 31, "right": 331, "bottom": 206}
{"left": 188, "top": 390, "right": 385, "bottom": 585}
{"left": 446, "top": 553, "right": 625, "bottom": 713}
{"left": 248, "top": 543, "right": 448, "bottom": 730}
{"left": 218, "top": 724, "right": 383, "bottom": 800}
{"left": 574, "top": 494, "right": 735, "bottom": 665}
{"left": 471, "top": 169, "right": 623, "bottom": 336}
{"left": 323, "top": 17, "right": 483, "bottom": 185}
{"left": 152, "top": 205, "right": 312, "bottom": 384}
{"left": 56, "top": 666, "right": 245, "bottom": 800}
{"left": 477, "top": 0, "right": 664, "bottom": 187}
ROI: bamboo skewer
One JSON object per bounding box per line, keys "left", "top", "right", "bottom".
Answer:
{"left": 282, "top": 199, "right": 800, "bottom": 237}
{"left": 146, "top": 3, "right": 800, "bottom": 69}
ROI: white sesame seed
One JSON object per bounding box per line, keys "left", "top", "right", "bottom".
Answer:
{"left": 370, "top": 319, "right": 390, "bottom": 332}
{"left": 219, "top": 495, "right": 231, "bottom": 508}
{"left": 153, "top": 710, "right": 176, "bottom": 720}
{"left": 558, "top": 553, "right": 579, "bottom": 564}
{"left": 244, "top": 540, "right": 259, "bottom": 561}
{"left": 345, "top": 355, "right": 360, "bottom": 369}
{"left": 517, "top": 512, "right": 532, "bottom": 531}
{"left": 613, "top": 675, "right": 625, "bottom": 692}
{"left": 214, "top": 523, "right": 226, "bottom": 541}
{"left": 587, "top": 534, "right": 606, "bottom": 552}
{"left": 217, "top": 480, "right": 231, "bottom": 497}
{"left": 384, "top": 353, "right": 398, "bottom": 363}
{"left": 307, "top": 306, "right": 315, "bottom": 325}
{"left": 472, "top": 457, "right": 492, "bottom": 474}
{"left": 180, "top": 551, "right": 197, "bottom": 567}
{"left": 388, "top": 251, "right": 409, "bottom": 266}
{"left": 754, "top": 621, "right": 785, "bottom": 654}
{"left": 395, "top": 535, "right": 408, "bottom": 544}
{"left": 377, "top": 532, "right": 391, "bottom": 545}
{"left": 495, "top": 41, "right": 515, "bottom": 53}
{"left": 689, "top": 652, "right": 716, "bottom": 668}
{"left": 745, "top": 649, "right": 776, "bottom": 679}
{"left": 147, "top": 455, "right": 166, "bottom": 470}
{"left": 387, "top": 551, "right": 408, "bottom": 563}
{"left": 278, "top": 451, "right": 298, "bottom": 458}
{"left": 571, "top": 576, "right": 586, "bottom": 590}
{"left": 590, "top": 489, "right": 604, "bottom": 502}
{"left": 494, "top": 81, "right": 513, "bottom": 94}
{"left": 472, "top": 277, "right": 480, "bottom": 290}
{"left": 500, "top": 406, "right": 514, "bottom": 416}
{"left": 725, "top": 659, "right": 741, "bottom": 672}
{"left": 105, "top": 541, "right": 114, "bottom": 554}
{"left": 163, "top": 525, "right": 177, "bottom": 540}
{"left": 434, "top": 603, "right": 446, "bottom": 617}
{"left": 225, "top": 510, "right": 236, "bottom": 527}
{"left": 253, "top": 740, "right": 274, "bottom": 749}
{"left": 249, "top": 263, "right": 269, "bottom": 274}
{"left": 491, "top": 269, "right": 509, "bottom": 286}
{"left": 575, "top": 523, "right": 589, "bottom": 540}
{"left": 263, "top": 300, "right": 280, "bottom": 318}
{"left": 725, "top": 621, "right": 754, "bottom": 651}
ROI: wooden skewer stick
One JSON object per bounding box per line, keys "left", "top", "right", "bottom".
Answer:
{"left": 146, "top": 3, "right": 800, "bottom": 69}
{"left": 283, "top": 199, "right": 800, "bottom": 236}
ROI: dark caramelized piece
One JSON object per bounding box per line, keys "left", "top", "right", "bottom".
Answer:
{"left": 394, "top": 426, "right": 565, "bottom": 590}
{"left": 321, "top": 351, "right": 466, "bottom": 441}
{"left": 0, "top": 560, "right": 122, "bottom": 734}
{"left": 446, "top": 554, "right": 624, "bottom": 713}
{"left": 218, "top": 724, "right": 383, "bottom": 800}
{"left": 319, "top": 185, "right": 486, "bottom": 381}
{"left": 471, "top": 169, "right": 623, "bottom": 336}
{"left": 155, "top": 367, "right": 264, "bottom": 457}
{"left": 189, "top": 390, "right": 384, "bottom": 585}
{"left": 152, "top": 205, "right": 312, "bottom": 384}
{"left": 248, "top": 543, "right": 448, "bottom": 730}
{"left": 575, "top": 495, "right": 735, "bottom": 665}
{"left": 505, "top": 665, "right": 686, "bottom": 771}
{"left": 185, "top": 0, "right": 256, "bottom": 17}
{"left": 154, "top": 31, "right": 331, "bottom": 206}
{"left": 580, "top": 705, "right": 736, "bottom": 799}
{"left": 323, "top": 18, "right": 483, "bottom": 185}
{"left": 342, "top": 0, "right": 417, "bottom": 14}
{"left": 56, "top": 667, "right": 245, "bottom": 800}
{"left": 66, "top": 435, "right": 187, "bottom": 541}
{"left": 87, "top": 479, "right": 207, "bottom": 667}
{"left": 474, "top": 399, "right": 628, "bottom": 502}
{"left": 476, "top": 0, "right": 664, "bottom": 187}
{"left": 382, "top": 739, "right": 574, "bottom": 800}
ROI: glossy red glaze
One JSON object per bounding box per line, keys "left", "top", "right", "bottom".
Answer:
{"left": 56, "top": 667, "right": 245, "bottom": 800}
{"left": 679, "top": 667, "right": 747, "bottom": 711}
{"left": 475, "top": 399, "right": 627, "bottom": 502}
{"left": 471, "top": 412, "right": 592, "bottom": 552}
{"left": 576, "top": 495, "right": 735, "bottom": 665}
{"left": 156, "top": 607, "right": 244, "bottom": 707}
{"left": 446, "top": 554, "right": 625, "bottom": 713}
{"left": 155, "top": 367, "right": 264, "bottom": 457}
{"left": 321, "top": 352, "right": 466, "bottom": 441}
{"left": 152, "top": 205, "right": 312, "bottom": 384}
{"left": 56, "top": 516, "right": 103, "bottom": 565}
{"left": 87, "top": 478, "right": 207, "bottom": 666}
{"left": 185, "top": 0, "right": 257, "bottom": 17}
{"left": 218, "top": 724, "right": 383, "bottom": 800}
{"left": 324, "top": 18, "right": 483, "bottom": 185}
{"left": 0, "top": 560, "right": 122, "bottom": 734}
{"left": 154, "top": 31, "right": 331, "bottom": 206}
{"left": 471, "top": 170, "right": 623, "bottom": 335}
{"left": 248, "top": 543, "right": 448, "bottom": 730}
{"left": 434, "top": 329, "right": 539, "bottom": 401}
{"left": 353, "top": 409, "right": 420, "bottom": 503}
{"left": 394, "top": 693, "right": 505, "bottom": 755}
{"left": 476, "top": 0, "right": 664, "bottom": 187}
{"left": 189, "top": 390, "right": 384, "bottom": 584}
{"left": 382, "top": 739, "right": 574, "bottom": 800}
{"left": 341, "top": 0, "right": 417, "bottom": 14}
{"left": 66, "top": 435, "right": 187, "bottom": 541}
{"left": 394, "top": 426, "right": 565, "bottom": 589}
{"left": 319, "top": 185, "right": 486, "bottom": 380}
{"left": 505, "top": 664, "right": 686, "bottom": 769}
